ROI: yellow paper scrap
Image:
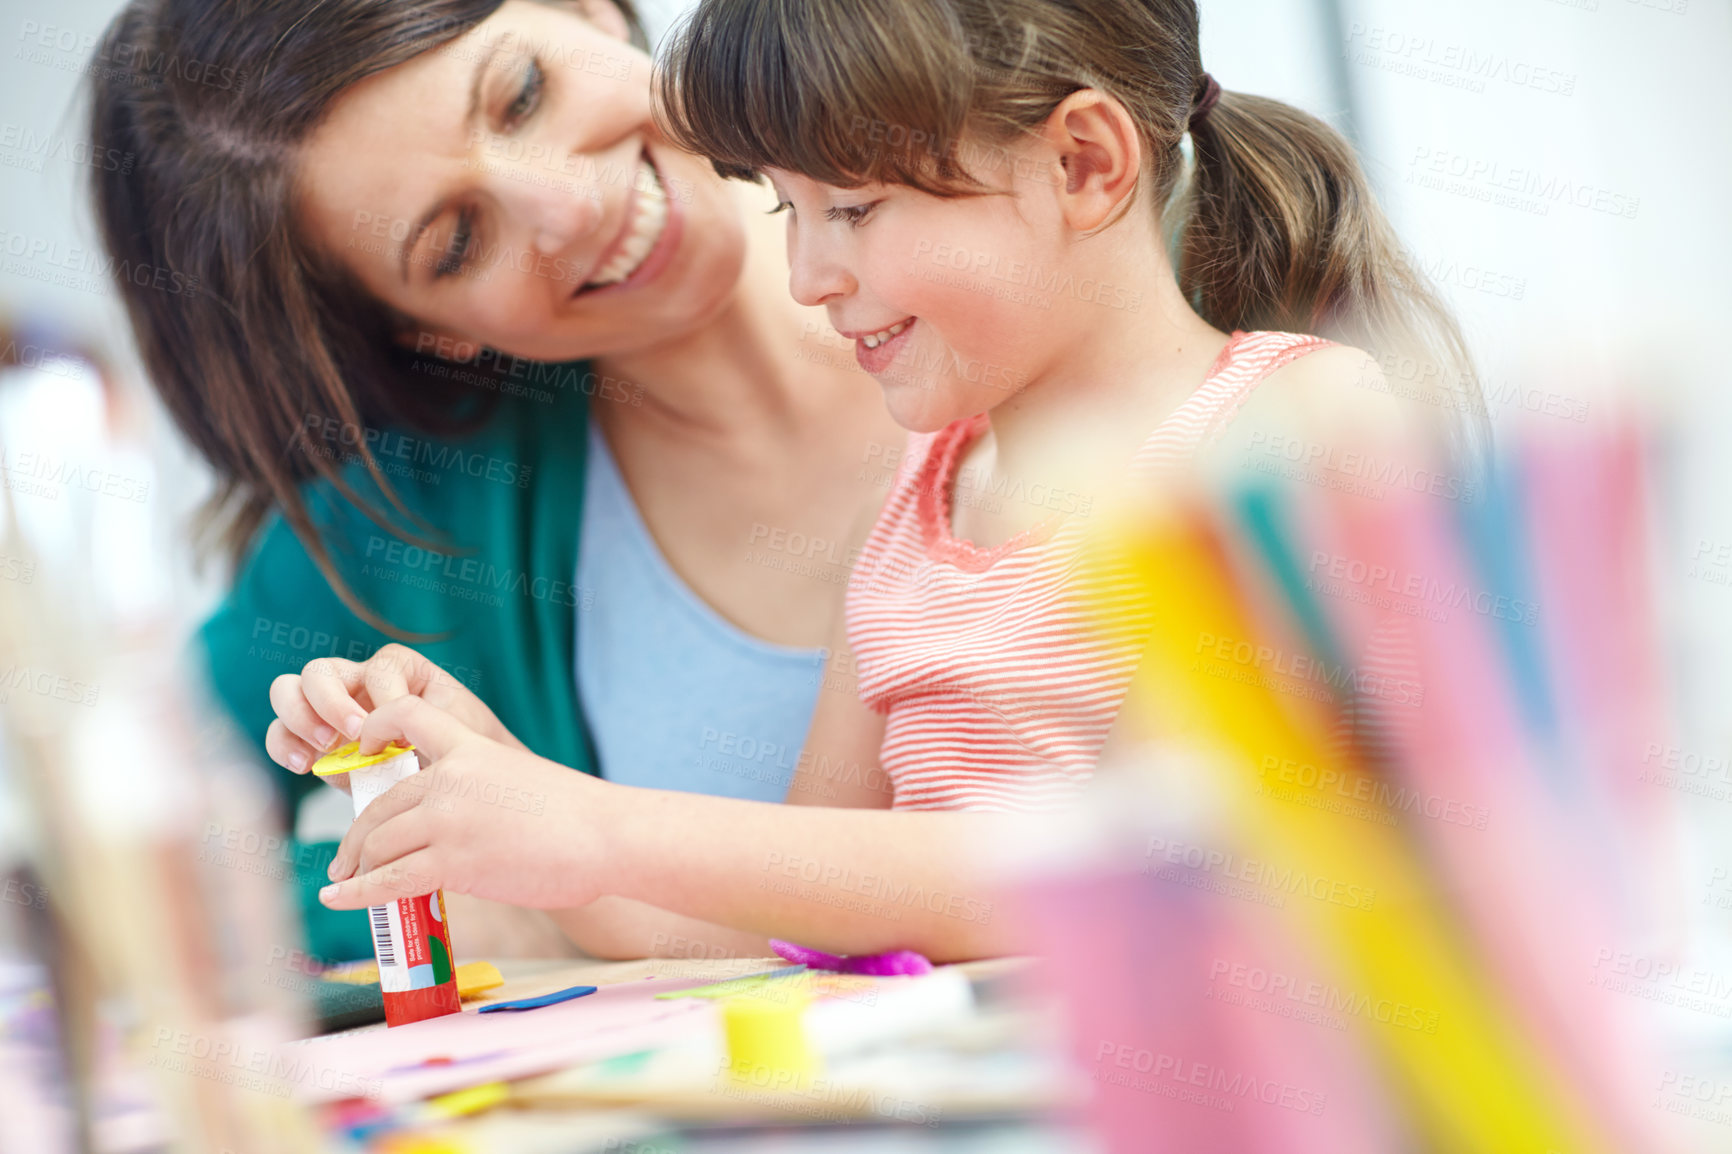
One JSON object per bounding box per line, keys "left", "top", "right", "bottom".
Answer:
{"left": 311, "top": 740, "right": 416, "bottom": 777}
{"left": 426, "top": 1081, "right": 510, "bottom": 1119}
{"left": 320, "top": 959, "right": 504, "bottom": 1000}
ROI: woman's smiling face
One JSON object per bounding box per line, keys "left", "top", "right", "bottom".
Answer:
{"left": 298, "top": 0, "right": 749, "bottom": 363}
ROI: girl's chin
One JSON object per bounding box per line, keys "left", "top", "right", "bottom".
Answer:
{"left": 882, "top": 385, "right": 974, "bottom": 435}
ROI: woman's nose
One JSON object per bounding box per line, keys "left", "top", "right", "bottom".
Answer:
{"left": 481, "top": 155, "right": 606, "bottom": 256}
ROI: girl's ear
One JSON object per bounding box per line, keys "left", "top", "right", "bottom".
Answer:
{"left": 572, "top": 0, "right": 633, "bottom": 43}
{"left": 1040, "top": 89, "right": 1144, "bottom": 234}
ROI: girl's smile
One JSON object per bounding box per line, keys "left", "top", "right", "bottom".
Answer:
{"left": 840, "top": 317, "right": 917, "bottom": 373}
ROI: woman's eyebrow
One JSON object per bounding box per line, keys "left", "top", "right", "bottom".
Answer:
{"left": 399, "top": 41, "right": 505, "bottom": 284}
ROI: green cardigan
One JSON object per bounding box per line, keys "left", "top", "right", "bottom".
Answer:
{"left": 198, "top": 375, "right": 597, "bottom": 958}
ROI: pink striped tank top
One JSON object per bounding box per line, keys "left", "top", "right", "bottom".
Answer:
{"left": 845, "top": 330, "right": 1333, "bottom": 811}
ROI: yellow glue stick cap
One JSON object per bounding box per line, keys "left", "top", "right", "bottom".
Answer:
{"left": 311, "top": 741, "right": 416, "bottom": 777}
{"left": 722, "top": 988, "right": 817, "bottom": 1086}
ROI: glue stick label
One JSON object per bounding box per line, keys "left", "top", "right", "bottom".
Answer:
{"left": 368, "top": 900, "right": 410, "bottom": 992}
{"left": 369, "top": 890, "right": 454, "bottom": 993}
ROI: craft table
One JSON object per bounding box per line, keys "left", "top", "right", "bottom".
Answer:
{"left": 303, "top": 954, "right": 1091, "bottom": 1152}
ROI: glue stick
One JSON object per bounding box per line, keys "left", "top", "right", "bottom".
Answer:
{"left": 312, "top": 742, "right": 461, "bottom": 1027}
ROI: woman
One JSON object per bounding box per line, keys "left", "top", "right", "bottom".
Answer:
{"left": 89, "top": 0, "right": 902, "bottom": 958}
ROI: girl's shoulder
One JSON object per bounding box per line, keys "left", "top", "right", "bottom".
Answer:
{"left": 850, "top": 418, "right": 978, "bottom": 569}
{"left": 1209, "top": 329, "right": 1338, "bottom": 382}
{"left": 1188, "top": 336, "right": 1440, "bottom": 485}
{"left": 1135, "top": 331, "right": 1338, "bottom": 470}
{"left": 1223, "top": 337, "right": 1414, "bottom": 449}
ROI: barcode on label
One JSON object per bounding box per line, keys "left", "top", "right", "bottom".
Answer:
{"left": 369, "top": 904, "right": 398, "bottom": 968}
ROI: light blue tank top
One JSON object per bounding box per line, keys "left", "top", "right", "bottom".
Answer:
{"left": 576, "top": 421, "right": 825, "bottom": 801}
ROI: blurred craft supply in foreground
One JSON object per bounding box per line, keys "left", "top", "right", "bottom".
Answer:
{"left": 0, "top": 317, "right": 321, "bottom": 1153}
{"left": 1017, "top": 396, "right": 1699, "bottom": 1153}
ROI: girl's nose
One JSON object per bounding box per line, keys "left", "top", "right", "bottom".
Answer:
{"left": 787, "top": 233, "right": 856, "bottom": 307}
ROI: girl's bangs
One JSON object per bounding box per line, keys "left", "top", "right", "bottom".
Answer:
{"left": 658, "top": 0, "right": 980, "bottom": 194}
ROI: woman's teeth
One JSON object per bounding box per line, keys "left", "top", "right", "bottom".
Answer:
{"left": 860, "top": 320, "right": 910, "bottom": 349}
{"left": 585, "top": 156, "right": 669, "bottom": 288}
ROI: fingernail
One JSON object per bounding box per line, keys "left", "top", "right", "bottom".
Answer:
{"left": 341, "top": 713, "right": 365, "bottom": 740}
{"left": 288, "top": 751, "right": 309, "bottom": 772}
{"left": 313, "top": 725, "right": 338, "bottom": 749}
{"left": 327, "top": 857, "right": 344, "bottom": 881}
{"left": 319, "top": 885, "right": 339, "bottom": 905}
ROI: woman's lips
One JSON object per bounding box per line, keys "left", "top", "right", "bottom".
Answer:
{"left": 570, "top": 149, "right": 682, "bottom": 302}
{"left": 570, "top": 155, "right": 642, "bottom": 295}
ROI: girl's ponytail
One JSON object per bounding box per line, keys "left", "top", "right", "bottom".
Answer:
{"left": 1183, "top": 90, "right": 1487, "bottom": 455}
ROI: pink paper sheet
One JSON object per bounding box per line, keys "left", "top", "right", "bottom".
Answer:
{"left": 282, "top": 975, "right": 721, "bottom": 1104}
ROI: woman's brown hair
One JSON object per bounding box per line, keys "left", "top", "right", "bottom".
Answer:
{"left": 86, "top": 0, "right": 644, "bottom": 631}
{"left": 659, "top": 0, "right": 1487, "bottom": 456}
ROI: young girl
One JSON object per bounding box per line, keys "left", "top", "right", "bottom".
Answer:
{"left": 284, "top": 0, "right": 1475, "bottom": 959}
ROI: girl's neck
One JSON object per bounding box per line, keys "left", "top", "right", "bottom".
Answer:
{"left": 980, "top": 253, "right": 1229, "bottom": 495}
{"left": 592, "top": 185, "right": 861, "bottom": 442}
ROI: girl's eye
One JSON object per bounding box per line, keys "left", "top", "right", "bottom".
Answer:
{"left": 504, "top": 58, "right": 544, "bottom": 129}
{"left": 767, "top": 201, "right": 792, "bottom": 216}
{"left": 824, "top": 202, "right": 877, "bottom": 228}
{"left": 435, "top": 208, "right": 475, "bottom": 279}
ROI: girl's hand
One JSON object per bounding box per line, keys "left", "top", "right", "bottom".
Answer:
{"left": 265, "top": 643, "right": 523, "bottom": 775}
{"left": 317, "top": 696, "right": 606, "bottom": 911}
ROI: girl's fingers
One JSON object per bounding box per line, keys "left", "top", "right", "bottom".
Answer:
{"left": 268, "top": 673, "right": 343, "bottom": 752}
{"left": 326, "top": 772, "right": 435, "bottom": 880}
{"left": 356, "top": 695, "right": 476, "bottom": 759}
{"left": 297, "top": 658, "right": 371, "bottom": 742}
{"left": 264, "top": 718, "right": 321, "bottom": 773}
{"left": 371, "top": 644, "right": 441, "bottom": 700}
{"left": 352, "top": 803, "right": 435, "bottom": 880}
{"left": 359, "top": 646, "right": 419, "bottom": 714}
{"left": 320, "top": 847, "right": 444, "bottom": 909}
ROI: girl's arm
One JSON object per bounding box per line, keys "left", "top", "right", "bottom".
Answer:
{"left": 316, "top": 698, "right": 1015, "bottom": 961}
{"left": 270, "top": 606, "right": 897, "bottom": 953}
{"left": 784, "top": 482, "right": 892, "bottom": 808}
{"left": 784, "top": 589, "right": 891, "bottom": 808}
{"left": 546, "top": 897, "right": 772, "bottom": 961}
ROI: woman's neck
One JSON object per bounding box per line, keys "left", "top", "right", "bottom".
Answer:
{"left": 592, "top": 185, "right": 862, "bottom": 442}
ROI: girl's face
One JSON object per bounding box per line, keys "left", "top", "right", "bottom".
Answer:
{"left": 298, "top": 0, "right": 748, "bottom": 363}
{"left": 763, "top": 147, "right": 1084, "bottom": 433}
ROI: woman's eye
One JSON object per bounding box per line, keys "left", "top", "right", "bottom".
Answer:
{"left": 435, "top": 209, "right": 474, "bottom": 279}
{"left": 767, "top": 201, "right": 792, "bottom": 216}
{"left": 824, "top": 202, "right": 877, "bottom": 228}
{"left": 504, "top": 58, "right": 544, "bottom": 129}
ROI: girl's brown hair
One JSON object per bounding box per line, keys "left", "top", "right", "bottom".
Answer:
{"left": 86, "top": 0, "right": 644, "bottom": 631}
{"left": 659, "top": 0, "right": 1486, "bottom": 455}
